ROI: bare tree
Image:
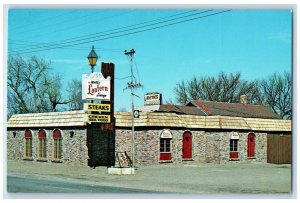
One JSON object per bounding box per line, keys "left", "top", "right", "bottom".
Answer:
{"left": 174, "top": 72, "right": 261, "bottom": 105}
{"left": 260, "top": 72, "right": 292, "bottom": 119}
{"left": 7, "top": 56, "right": 67, "bottom": 117}
{"left": 67, "top": 78, "right": 84, "bottom": 110}
{"left": 174, "top": 81, "right": 189, "bottom": 105}
{"left": 46, "top": 74, "right": 70, "bottom": 112}
{"left": 173, "top": 71, "right": 291, "bottom": 119}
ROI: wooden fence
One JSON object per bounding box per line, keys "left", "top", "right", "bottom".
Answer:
{"left": 267, "top": 134, "right": 291, "bottom": 164}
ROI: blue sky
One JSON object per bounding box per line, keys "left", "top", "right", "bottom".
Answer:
{"left": 7, "top": 9, "right": 292, "bottom": 111}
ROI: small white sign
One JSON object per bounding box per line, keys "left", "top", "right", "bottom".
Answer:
{"left": 82, "top": 72, "right": 111, "bottom": 101}
{"left": 133, "top": 110, "right": 139, "bottom": 118}
{"left": 144, "top": 93, "right": 161, "bottom": 106}
{"left": 160, "top": 129, "right": 172, "bottom": 139}
{"left": 231, "top": 132, "right": 239, "bottom": 139}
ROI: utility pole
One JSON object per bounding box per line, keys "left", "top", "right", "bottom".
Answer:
{"left": 124, "top": 49, "right": 142, "bottom": 174}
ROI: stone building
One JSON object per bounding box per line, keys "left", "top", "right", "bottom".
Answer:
{"left": 6, "top": 111, "right": 115, "bottom": 167}
{"left": 7, "top": 100, "right": 291, "bottom": 166}
{"left": 114, "top": 111, "right": 291, "bottom": 165}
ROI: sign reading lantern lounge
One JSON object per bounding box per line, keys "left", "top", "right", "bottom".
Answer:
{"left": 82, "top": 72, "right": 111, "bottom": 101}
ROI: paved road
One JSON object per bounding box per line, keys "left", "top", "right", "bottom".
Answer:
{"left": 6, "top": 160, "right": 292, "bottom": 195}
{"left": 7, "top": 176, "right": 161, "bottom": 193}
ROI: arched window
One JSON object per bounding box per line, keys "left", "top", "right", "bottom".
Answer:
{"left": 53, "top": 129, "right": 62, "bottom": 160}
{"left": 38, "top": 129, "right": 47, "bottom": 158}
{"left": 229, "top": 132, "right": 239, "bottom": 159}
{"left": 24, "top": 129, "right": 32, "bottom": 158}
{"left": 160, "top": 130, "right": 172, "bottom": 161}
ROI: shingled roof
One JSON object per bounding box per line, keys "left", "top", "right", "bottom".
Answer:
{"left": 7, "top": 111, "right": 291, "bottom": 132}
{"left": 157, "top": 105, "right": 206, "bottom": 116}
{"left": 187, "top": 100, "right": 281, "bottom": 119}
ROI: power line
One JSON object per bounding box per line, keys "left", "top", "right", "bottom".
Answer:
{"left": 9, "top": 10, "right": 232, "bottom": 55}
{"left": 9, "top": 9, "right": 203, "bottom": 53}
{"left": 133, "top": 57, "right": 141, "bottom": 84}
{"left": 115, "top": 76, "right": 132, "bottom": 80}
{"left": 12, "top": 10, "right": 136, "bottom": 42}
{"left": 8, "top": 41, "right": 123, "bottom": 52}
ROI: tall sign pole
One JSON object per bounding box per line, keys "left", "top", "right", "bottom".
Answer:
{"left": 124, "top": 49, "right": 142, "bottom": 173}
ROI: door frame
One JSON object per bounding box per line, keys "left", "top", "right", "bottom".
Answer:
{"left": 182, "top": 131, "right": 192, "bottom": 159}
{"left": 247, "top": 133, "right": 256, "bottom": 158}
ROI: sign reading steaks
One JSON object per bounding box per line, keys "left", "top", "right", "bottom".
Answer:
{"left": 84, "top": 103, "right": 110, "bottom": 112}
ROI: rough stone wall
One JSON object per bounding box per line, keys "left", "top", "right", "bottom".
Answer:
{"left": 115, "top": 129, "right": 160, "bottom": 166}
{"left": 7, "top": 131, "right": 24, "bottom": 160}
{"left": 168, "top": 130, "right": 181, "bottom": 163}
{"left": 115, "top": 129, "right": 207, "bottom": 165}
{"left": 115, "top": 129, "right": 268, "bottom": 165}
{"left": 234, "top": 132, "right": 267, "bottom": 163}
{"left": 8, "top": 128, "right": 268, "bottom": 166}
{"left": 135, "top": 130, "right": 160, "bottom": 165}
{"left": 204, "top": 133, "right": 222, "bottom": 163}
{"left": 7, "top": 128, "right": 89, "bottom": 166}
{"left": 204, "top": 131, "right": 267, "bottom": 164}
{"left": 190, "top": 131, "right": 206, "bottom": 162}
{"left": 62, "top": 129, "right": 89, "bottom": 166}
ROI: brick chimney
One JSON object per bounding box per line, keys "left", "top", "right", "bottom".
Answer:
{"left": 240, "top": 95, "right": 248, "bottom": 104}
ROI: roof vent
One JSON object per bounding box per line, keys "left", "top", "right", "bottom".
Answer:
{"left": 240, "top": 95, "right": 248, "bottom": 104}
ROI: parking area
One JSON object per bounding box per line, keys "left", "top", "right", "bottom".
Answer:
{"left": 6, "top": 160, "right": 292, "bottom": 194}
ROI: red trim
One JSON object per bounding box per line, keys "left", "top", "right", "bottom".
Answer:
{"left": 247, "top": 133, "right": 255, "bottom": 157}
{"left": 230, "top": 152, "right": 239, "bottom": 159}
{"left": 24, "top": 130, "right": 32, "bottom": 138}
{"left": 182, "top": 131, "right": 192, "bottom": 159}
{"left": 160, "top": 153, "right": 172, "bottom": 160}
{"left": 53, "top": 129, "right": 61, "bottom": 139}
{"left": 192, "top": 100, "right": 213, "bottom": 115}
{"left": 38, "top": 130, "right": 46, "bottom": 138}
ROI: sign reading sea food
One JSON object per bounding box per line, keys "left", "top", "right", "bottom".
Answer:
{"left": 82, "top": 72, "right": 111, "bottom": 100}
{"left": 83, "top": 114, "right": 111, "bottom": 123}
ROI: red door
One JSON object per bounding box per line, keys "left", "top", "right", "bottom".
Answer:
{"left": 182, "top": 131, "right": 192, "bottom": 159}
{"left": 248, "top": 133, "right": 255, "bottom": 157}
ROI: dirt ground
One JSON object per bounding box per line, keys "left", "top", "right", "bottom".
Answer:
{"left": 5, "top": 160, "right": 293, "bottom": 195}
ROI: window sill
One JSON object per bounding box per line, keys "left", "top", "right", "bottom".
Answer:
{"left": 23, "top": 157, "right": 33, "bottom": 161}
{"left": 159, "top": 160, "right": 173, "bottom": 163}
{"left": 37, "top": 158, "right": 48, "bottom": 162}
{"left": 51, "top": 159, "right": 63, "bottom": 163}
{"left": 182, "top": 158, "right": 194, "bottom": 161}
{"left": 229, "top": 158, "right": 240, "bottom": 161}
{"left": 247, "top": 157, "right": 256, "bottom": 159}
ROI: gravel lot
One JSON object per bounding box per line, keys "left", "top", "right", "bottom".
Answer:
{"left": 5, "top": 160, "right": 292, "bottom": 195}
